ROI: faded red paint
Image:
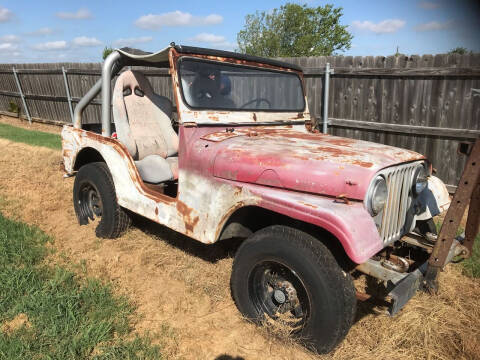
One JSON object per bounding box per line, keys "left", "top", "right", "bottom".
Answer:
{"left": 216, "top": 179, "right": 384, "bottom": 264}
{"left": 189, "top": 126, "right": 425, "bottom": 200}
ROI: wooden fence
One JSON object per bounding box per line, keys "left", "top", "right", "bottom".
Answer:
{"left": 1, "top": 53, "right": 479, "bottom": 189}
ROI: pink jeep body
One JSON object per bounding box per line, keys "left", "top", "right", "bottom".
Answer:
{"left": 61, "top": 45, "right": 448, "bottom": 266}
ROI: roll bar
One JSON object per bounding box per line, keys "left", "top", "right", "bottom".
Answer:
{"left": 73, "top": 51, "right": 122, "bottom": 137}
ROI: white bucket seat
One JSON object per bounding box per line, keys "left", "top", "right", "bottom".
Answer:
{"left": 112, "top": 70, "right": 179, "bottom": 183}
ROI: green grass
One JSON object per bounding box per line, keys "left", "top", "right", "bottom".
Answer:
{"left": 435, "top": 220, "right": 480, "bottom": 279}
{"left": 461, "top": 233, "right": 480, "bottom": 278}
{"left": 0, "top": 122, "right": 61, "bottom": 150}
{"left": 0, "top": 212, "right": 162, "bottom": 359}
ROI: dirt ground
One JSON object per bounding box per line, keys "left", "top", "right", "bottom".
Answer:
{"left": 0, "top": 114, "right": 62, "bottom": 134}
{"left": 0, "top": 122, "right": 479, "bottom": 359}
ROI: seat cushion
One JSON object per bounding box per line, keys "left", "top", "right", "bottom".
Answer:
{"left": 135, "top": 155, "right": 174, "bottom": 184}
{"left": 113, "top": 70, "right": 179, "bottom": 160}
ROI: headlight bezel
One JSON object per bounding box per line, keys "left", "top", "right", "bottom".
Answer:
{"left": 367, "top": 175, "right": 388, "bottom": 216}
{"left": 412, "top": 164, "right": 429, "bottom": 196}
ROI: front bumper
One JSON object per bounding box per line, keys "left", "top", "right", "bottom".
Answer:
{"left": 357, "top": 237, "right": 468, "bottom": 316}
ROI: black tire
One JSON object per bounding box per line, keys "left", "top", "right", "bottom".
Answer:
{"left": 231, "top": 225, "right": 356, "bottom": 354}
{"left": 73, "top": 162, "right": 131, "bottom": 238}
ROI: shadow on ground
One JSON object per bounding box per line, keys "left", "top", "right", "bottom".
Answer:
{"left": 133, "top": 212, "right": 393, "bottom": 326}
{"left": 131, "top": 212, "right": 243, "bottom": 264}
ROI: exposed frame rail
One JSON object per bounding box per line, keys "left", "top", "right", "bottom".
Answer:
{"left": 424, "top": 138, "right": 480, "bottom": 292}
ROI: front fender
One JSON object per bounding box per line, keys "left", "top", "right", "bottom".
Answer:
{"left": 236, "top": 182, "right": 383, "bottom": 264}
{"left": 414, "top": 175, "right": 451, "bottom": 221}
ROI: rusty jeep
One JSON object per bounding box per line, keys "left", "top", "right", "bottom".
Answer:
{"left": 61, "top": 44, "right": 474, "bottom": 353}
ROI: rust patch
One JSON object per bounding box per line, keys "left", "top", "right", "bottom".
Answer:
{"left": 176, "top": 201, "right": 199, "bottom": 234}
{"left": 155, "top": 207, "right": 159, "bottom": 215}
{"left": 186, "top": 216, "right": 200, "bottom": 233}
{"left": 351, "top": 160, "right": 374, "bottom": 168}
{"left": 305, "top": 121, "right": 313, "bottom": 132}
{"left": 324, "top": 138, "right": 356, "bottom": 147}
{"left": 201, "top": 131, "right": 242, "bottom": 142}
{"left": 174, "top": 51, "right": 302, "bottom": 76}
{"left": 253, "top": 113, "right": 257, "bottom": 122}
{"left": 316, "top": 146, "right": 358, "bottom": 157}
{"left": 298, "top": 201, "right": 318, "bottom": 209}
{"left": 214, "top": 201, "right": 246, "bottom": 241}
{"left": 207, "top": 113, "right": 220, "bottom": 121}
{"left": 334, "top": 194, "right": 351, "bottom": 205}
{"left": 177, "top": 201, "right": 193, "bottom": 217}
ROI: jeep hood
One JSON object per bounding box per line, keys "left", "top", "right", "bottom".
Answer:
{"left": 206, "top": 127, "right": 424, "bottom": 200}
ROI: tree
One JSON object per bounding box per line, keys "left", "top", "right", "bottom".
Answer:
{"left": 448, "top": 47, "right": 469, "bottom": 55}
{"left": 102, "top": 46, "right": 114, "bottom": 60}
{"left": 237, "top": 3, "right": 352, "bottom": 57}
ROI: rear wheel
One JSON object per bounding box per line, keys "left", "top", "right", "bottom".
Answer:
{"left": 73, "top": 162, "right": 131, "bottom": 238}
{"left": 231, "top": 225, "right": 356, "bottom": 353}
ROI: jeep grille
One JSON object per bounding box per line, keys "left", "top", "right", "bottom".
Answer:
{"left": 375, "top": 162, "right": 421, "bottom": 243}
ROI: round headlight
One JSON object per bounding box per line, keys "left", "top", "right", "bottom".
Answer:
{"left": 412, "top": 165, "right": 428, "bottom": 196}
{"left": 369, "top": 176, "right": 388, "bottom": 216}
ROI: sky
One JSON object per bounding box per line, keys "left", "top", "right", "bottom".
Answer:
{"left": 0, "top": 0, "right": 479, "bottom": 63}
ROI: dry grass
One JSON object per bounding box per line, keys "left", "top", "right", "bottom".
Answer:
{"left": 0, "top": 121, "right": 479, "bottom": 360}
{"left": 1, "top": 314, "right": 31, "bottom": 335}
{"left": 0, "top": 114, "right": 62, "bottom": 135}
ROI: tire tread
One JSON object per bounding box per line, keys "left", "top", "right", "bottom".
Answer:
{"left": 231, "top": 225, "right": 356, "bottom": 353}
{"left": 73, "top": 162, "right": 131, "bottom": 239}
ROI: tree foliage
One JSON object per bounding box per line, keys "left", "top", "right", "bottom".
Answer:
{"left": 102, "top": 46, "right": 114, "bottom": 60}
{"left": 448, "top": 47, "right": 469, "bottom": 55}
{"left": 237, "top": 3, "right": 352, "bottom": 57}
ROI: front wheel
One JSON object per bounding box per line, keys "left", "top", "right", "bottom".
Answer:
{"left": 230, "top": 225, "right": 356, "bottom": 353}
{"left": 73, "top": 162, "right": 131, "bottom": 238}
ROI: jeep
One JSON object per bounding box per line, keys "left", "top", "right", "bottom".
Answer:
{"left": 61, "top": 44, "right": 464, "bottom": 353}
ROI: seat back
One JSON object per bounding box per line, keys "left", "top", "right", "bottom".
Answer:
{"left": 113, "top": 70, "right": 178, "bottom": 160}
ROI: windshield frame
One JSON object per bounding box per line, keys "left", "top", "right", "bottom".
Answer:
{"left": 176, "top": 56, "right": 306, "bottom": 113}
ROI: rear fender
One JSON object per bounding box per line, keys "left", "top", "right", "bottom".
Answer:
{"left": 61, "top": 126, "right": 177, "bottom": 217}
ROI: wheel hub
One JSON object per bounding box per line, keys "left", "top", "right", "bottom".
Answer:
{"left": 249, "top": 261, "right": 310, "bottom": 332}
{"left": 267, "top": 272, "right": 302, "bottom": 314}
{"left": 79, "top": 183, "right": 103, "bottom": 220}
{"left": 273, "top": 289, "right": 286, "bottom": 304}
{"left": 88, "top": 189, "right": 102, "bottom": 216}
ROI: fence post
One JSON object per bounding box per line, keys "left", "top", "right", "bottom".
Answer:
{"left": 322, "top": 63, "right": 333, "bottom": 134}
{"left": 62, "top": 66, "right": 74, "bottom": 123}
{"left": 12, "top": 67, "right": 31, "bottom": 124}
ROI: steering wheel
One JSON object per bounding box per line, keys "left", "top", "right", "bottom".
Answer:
{"left": 240, "top": 98, "right": 272, "bottom": 110}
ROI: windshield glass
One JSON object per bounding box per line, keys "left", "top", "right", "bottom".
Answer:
{"left": 178, "top": 58, "right": 305, "bottom": 112}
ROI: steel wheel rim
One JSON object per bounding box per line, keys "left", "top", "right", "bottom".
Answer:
{"left": 78, "top": 182, "right": 103, "bottom": 220}
{"left": 249, "top": 260, "right": 311, "bottom": 332}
